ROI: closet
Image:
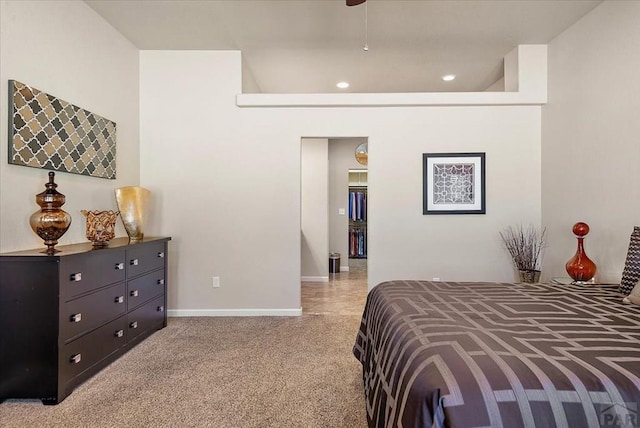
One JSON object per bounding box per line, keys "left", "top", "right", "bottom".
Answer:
{"left": 348, "top": 170, "right": 367, "bottom": 259}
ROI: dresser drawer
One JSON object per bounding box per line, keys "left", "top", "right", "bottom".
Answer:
{"left": 61, "top": 283, "right": 126, "bottom": 343}
{"left": 60, "top": 249, "right": 126, "bottom": 301}
{"left": 127, "top": 296, "right": 165, "bottom": 342}
{"left": 60, "top": 316, "right": 127, "bottom": 383}
{"left": 127, "top": 269, "right": 165, "bottom": 311}
{"left": 0, "top": 236, "right": 170, "bottom": 405}
{"left": 127, "top": 241, "right": 166, "bottom": 278}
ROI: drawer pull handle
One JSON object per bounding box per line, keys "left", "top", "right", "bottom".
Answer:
{"left": 157, "top": 279, "right": 165, "bottom": 285}
{"left": 70, "top": 272, "right": 82, "bottom": 282}
{"left": 157, "top": 305, "right": 164, "bottom": 312}
{"left": 115, "top": 296, "right": 124, "bottom": 304}
{"left": 115, "top": 329, "right": 124, "bottom": 338}
{"left": 130, "top": 290, "right": 139, "bottom": 297}
{"left": 115, "top": 262, "right": 124, "bottom": 270}
{"left": 70, "top": 353, "right": 82, "bottom": 364}
{"left": 158, "top": 252, "right": 165, "bottom": 258}
{"left": 130, "top": 259, "right": 139, "bottom": 266}
{"left": 70, "top": 313, "right": 82, "bottom": 323}
{"left": 130, "top": 321, "right": 138, "bottom": 329}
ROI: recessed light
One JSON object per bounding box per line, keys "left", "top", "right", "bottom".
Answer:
{"left": 336, "top": 81, "right": 350, "bottom": 89}
{"left": 442, "top": 74, "right": 456, "bottom": 82}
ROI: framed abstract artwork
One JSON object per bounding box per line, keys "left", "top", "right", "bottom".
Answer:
{"left": 423, "top": 152, "right": 486, "bottom": 215}
{"left": 8, "top": 80, "right": 117, "bottom": 179}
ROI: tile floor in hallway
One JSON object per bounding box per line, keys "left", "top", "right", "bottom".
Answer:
{"left": 301, "top": 258, "right": 368, "bottom": 316}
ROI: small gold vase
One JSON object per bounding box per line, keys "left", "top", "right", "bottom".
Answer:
{"left": 81, "top": 210, "right": 119, "bottom": 247}
{"left": 114, "top": 186, "right": 150, "bottom": 242}
{"left": 518, "top": 269, "right": 541, "bottom": 284}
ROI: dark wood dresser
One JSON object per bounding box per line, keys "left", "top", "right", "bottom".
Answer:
{"left": 0, "top": 236, "right": 171, "bottom": 404}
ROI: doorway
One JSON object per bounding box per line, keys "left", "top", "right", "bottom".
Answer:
{"left": 300, "top": 137, "right": 369, "bottom": 314}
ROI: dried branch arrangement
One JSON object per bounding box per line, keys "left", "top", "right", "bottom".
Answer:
{"left": 499, "top": 225, "right": 547, "bottom": 271}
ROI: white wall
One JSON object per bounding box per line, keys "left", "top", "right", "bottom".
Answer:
{"left": 329, "top": 138, "right": 367, "bottom": 270}
{"left": 542, "top": 1, "right": 640, "bottom": 283}
{"left": 301, "top": 138, "right": 329, "bottom": 280}
{"left": 140, "top": 50, "right": 542, "bottom": 314}
{"left": 12, "top": 0, "right": 634, "bottom": 314}
{"left": 141, "top": 51, "right": 307, "bottom": 316}
{"left": 0, "top": 0, "right": 140, "bottom": 252}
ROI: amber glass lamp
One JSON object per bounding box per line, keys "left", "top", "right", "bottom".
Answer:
{"left": 29, "top": 171, "right": 72, "bottom": 254}
{"left": 565, "top": 222, "right": 597, "bottom": 284}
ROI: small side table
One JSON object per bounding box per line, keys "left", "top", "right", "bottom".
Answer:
{"left": 551, "top": 277, "right": 616, "bottom": 287}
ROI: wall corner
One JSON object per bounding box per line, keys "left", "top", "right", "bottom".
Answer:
{"left": 505, "top": 44, "right": 547, "bottom": 102}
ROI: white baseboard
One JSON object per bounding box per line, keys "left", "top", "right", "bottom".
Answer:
{"left": 340, "top": 266, "right": 349, "bottom": 272}
{"left": 168, "top": 308, "right": 302, "bottom": 317}
{"left": 301, "top": 276, "right": 329, "bottom": 282}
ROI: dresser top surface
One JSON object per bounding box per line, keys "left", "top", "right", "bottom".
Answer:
{"left": 0, "top": 236, "right": 171, "bottom": 258}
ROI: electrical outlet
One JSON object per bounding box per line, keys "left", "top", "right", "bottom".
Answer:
{"left": 212, "top": 276, "right": 220, "bottom": 288}
{"left": 432, "top": 277, "right": 440, "bottom": 281}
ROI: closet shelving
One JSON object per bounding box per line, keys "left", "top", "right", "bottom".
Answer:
{"left": 348, "top": 183, "right": 367, "bottom": 259}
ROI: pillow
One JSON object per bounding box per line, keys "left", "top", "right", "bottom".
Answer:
{"left": 623, "top": 281, "right": 640, "bottom": 304}
{"left": 619, "top": 226, "right": 640, "bottom": 295}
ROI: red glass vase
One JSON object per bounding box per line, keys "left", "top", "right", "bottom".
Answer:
{"left": 565, "top": 222, "right": 597, "bottom": 284}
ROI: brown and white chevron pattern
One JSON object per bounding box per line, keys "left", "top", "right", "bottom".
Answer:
{"left": 354, "top": 281, "right": 640, "bottom": 428}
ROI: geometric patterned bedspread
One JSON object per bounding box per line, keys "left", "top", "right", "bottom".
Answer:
{"left": 353, "top": 281, "right": 640, "bottom": 428}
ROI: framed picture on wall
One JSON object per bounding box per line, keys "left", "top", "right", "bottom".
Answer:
{"left": 423, "top": 152, "right": 486, "bottom": 215}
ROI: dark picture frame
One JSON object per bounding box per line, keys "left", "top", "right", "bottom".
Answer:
{"left": 423, "top": 152, "right": 486, "bottom": 215}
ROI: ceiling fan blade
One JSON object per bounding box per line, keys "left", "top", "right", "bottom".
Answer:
{"left": 346, "top": 0, "right": 366, "bottom": 6}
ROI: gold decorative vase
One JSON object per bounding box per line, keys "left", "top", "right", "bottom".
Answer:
{"left": 518, "top": 269, "right": 541, "bottom": 284}
{"left": 81, "top": 210, "right": 119, "bottom": 247}
{"left": 114, "top": 186, "right": 150, "bottom": 242}
{"left": 29, "top": 171, "right": 72, "bottom": 254}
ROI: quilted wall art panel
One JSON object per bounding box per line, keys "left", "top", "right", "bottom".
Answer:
{"left": 8, "top": 80, "right": 116, "bottom": 179}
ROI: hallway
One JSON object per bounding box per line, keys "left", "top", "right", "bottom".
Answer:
{"left": 301, "top": 259, "right": 368, "bottom": 316}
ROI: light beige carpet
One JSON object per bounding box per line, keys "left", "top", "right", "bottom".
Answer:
{"left": 0, "top": 316, "right": 367, "bottom": 428}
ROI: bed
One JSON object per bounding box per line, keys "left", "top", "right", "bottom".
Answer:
{"left": 353, "top": 280, "right": 640, "bottom": 428}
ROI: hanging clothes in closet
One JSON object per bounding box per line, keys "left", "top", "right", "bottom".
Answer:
{"left": 349, "top": 189, "right": 367, "bottom": 222}
{"left": 348, "top": 187, "right": 367, "bottom": 258}
{"left": 349, "top": 226, "right": 367, "bottom": 258}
